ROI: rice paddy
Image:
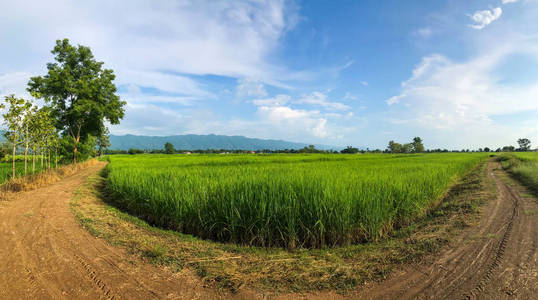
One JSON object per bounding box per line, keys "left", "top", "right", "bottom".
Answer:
{"left": 105, "top": 153, "right": 488, "bottom": 248}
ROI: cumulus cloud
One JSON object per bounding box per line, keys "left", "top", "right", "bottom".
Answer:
{"left": 386, "top": 38, "right": 538, "bottom": 147}
{"left": 469, "top": 7, "right": 502, "bottom": 30}
{"left": 502, "top": 0, "right": 517, "bottom": 4}
{"left": 0, "top": 0, "right": 300, "bottom": 100}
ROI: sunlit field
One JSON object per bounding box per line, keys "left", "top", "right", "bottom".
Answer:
{"left": 0, "top": 161, "right": 47, "bottom": 184}
{"left": 105, "top": 153, "right": 488, "bottom": 248}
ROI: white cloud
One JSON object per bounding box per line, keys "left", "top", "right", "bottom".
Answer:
{"left": 415, "top": 27, "right": 433, "bottom": 38}
{"left": 295, "top": 91, "right": 351, "bottom": 110}
{"left": 469, "top": 7, "right": 502, "bottom": 30}
{"left": 360, "top": 81, "right": 369, "bottom": 86}
{"left": 0, "top": 0, "right": 301, "bottom": 98}
{"left": 251, "top": 94, "right": 290, "bottom": 106}
{"left": 502, "top": 0, "right": 517, "bottom": 4}
{"left": 386, "top": 37, "right": 538, "bottom": 148}
{"left": 257, "top": 105, "right": 329, "bottom": 138}
{"left": 236, "top": 78, "right": 268, "bottom": 98}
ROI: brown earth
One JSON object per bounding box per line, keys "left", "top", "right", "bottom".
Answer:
{"left": 0, "top": 161, "right": 536, "bottom": 299}
{"left": 0, "top": 163, "right": 223, "bottom": 300}
{"left": 349, "top": 162, "right": 537, "bottom": 300}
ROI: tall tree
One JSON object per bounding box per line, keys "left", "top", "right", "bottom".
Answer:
{"left": 1, "top": 95, "right": 31, "bottom": 178}
{"left": 164, "top": 142, "right": 175, "bottom": 154}
{"left": 28, "top": 39, "right": 126, "bottom": 164}
{"left": 517, "top": 138, "right": 531, "bottom": 151}
{"left": 412, "top": 137, "right": 425, "bottom": 153}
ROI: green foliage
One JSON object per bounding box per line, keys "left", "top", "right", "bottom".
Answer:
{"left": 164, "top": 142, "right": 175, "bottom": 154}
{"left": 517, "top": 138, "right": 531, "bottom": 151}
{"left": 412, "top": 137, "right": 425, "bottom": 153}
{"left": 104, "top": 153, "right": 488, "bottom": 249}
{"left": 340, "top": 146, "right": 359, "bottom": 154}
{"left": 27, "top": 38, "right": 125, "bottom": 163}
{"left": 500, "top": 152, "right": 538, "bottom": 195}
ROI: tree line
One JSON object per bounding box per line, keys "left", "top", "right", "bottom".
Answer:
{"left": 1, "top": 38, "right": 125, "bottom": 178}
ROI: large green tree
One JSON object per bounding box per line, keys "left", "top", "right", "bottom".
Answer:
{"left": 28, "top": 39, "right": 126, "bottom": 164}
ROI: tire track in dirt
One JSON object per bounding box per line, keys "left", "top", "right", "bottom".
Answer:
{"left": 347, "top": 161, "right": 537, "bottom": 300}
{"left": 0, "top": 163, "right": 222, "bottom": 299}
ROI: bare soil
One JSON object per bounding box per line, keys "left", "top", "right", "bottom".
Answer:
{"left": 0, "top": 161, "right": 536, "bottom": 299}
{"left": 0, "top": 163, "right": 222, "bottom": 299}
{"left": 350, "top": 162, "right": 537, "bottom": 300}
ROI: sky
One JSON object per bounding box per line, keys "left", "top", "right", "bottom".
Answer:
{"left": 1, "top": 0, "right": 537, "bottom": 150}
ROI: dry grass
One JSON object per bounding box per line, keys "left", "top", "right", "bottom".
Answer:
{"left": 70, "top": 160, "right": 495, "bottom": 295}
{"left": 0, "top": 159, "right": 100, "bottom": 200}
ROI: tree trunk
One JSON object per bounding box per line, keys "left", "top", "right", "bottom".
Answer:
{"left": 73, "top": 146, "right": 77, "bottom": 165}
{"left": 12, "top": 143, "right": 16, "bottom": 178}
{"left": 32, "top": 147, "right": 36, "bottom": 174}
{"left": 41, "top": 151, "right": 43, "bottom": 169}
{"left": 55, "top": 148, "right": 58, "bottom": 169}
{"left": 24, "top": 142, "right": 29, "bottom": 176}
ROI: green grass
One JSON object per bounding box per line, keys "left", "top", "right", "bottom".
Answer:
{"left": 104, "top": 153, "right": 488, "bottom": 249}
{"left": 0, "top": 160, "right": 48, "bottom": 184}
{"left": 499, "top": 152, "right": 538, "bottom": 196}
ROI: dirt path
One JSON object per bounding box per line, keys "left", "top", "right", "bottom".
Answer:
{"left": 0, "top": 163, "right": 222, "bottom": 300}
{"left": 0, "top": 162, "right": 536, "bottom": 299}
{"left": 352, "top": 162, "right": 537, "bottom": 300}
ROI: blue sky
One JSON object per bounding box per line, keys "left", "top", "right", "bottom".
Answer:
{"left": 1, "top": 0, "right": 537, "bottom": 149}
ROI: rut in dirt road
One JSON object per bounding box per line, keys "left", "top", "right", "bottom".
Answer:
{"left": 0, "top": 163, "right": 221, "bottom": 300}
{"left": 354, "top": 162, "right": 537, "bottom": 300}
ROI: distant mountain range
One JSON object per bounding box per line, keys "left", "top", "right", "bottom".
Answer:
{"left": 109, "top": 134, "right": 341, "bottom": 151}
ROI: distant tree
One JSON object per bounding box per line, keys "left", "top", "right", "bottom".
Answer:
{"left": 164, "top": 142, "right": 175, "bottom": 154}
{"left": 411, "top": 137, "right": 425, "bottom": 153}
{"left": 1, "top": 95, "right": 32, "bottom": 178}
{"left": 483, "top": 147, "right": 490, "bottom": 152}
{"left": 341, "top": 146, "right": 359, "bottom": 154}
{"left": 96, "top": 126, "right": 111, "bottom": 157}
{"left": 495, "top": 148, "right": 501, "bottom": 152}
{"left": 502, "top": 145, "right": 515, "bottom": 152}
{"left": 478, "top": 148, "right": 483, "bottom": 152}
{"left": 387, "top": 140, "right": 403, "bottom": 153}
{"left": 28, "top": 39, "right": 126, "bottom": 164}
{"left": 517, "top": 138, "right": 531, "bottom": 151}
{"left": 402, "top": 143, "right": 413, "bottom": 153}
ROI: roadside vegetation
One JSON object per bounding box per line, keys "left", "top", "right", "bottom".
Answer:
{"left": 104, "top": 153, "right": 488, "bottom": 249}
{"left": 0, "top": 38, "right": 125, "bottom": 188}
{"left": 498, "top": 152, "right": 538, "bottom": 196}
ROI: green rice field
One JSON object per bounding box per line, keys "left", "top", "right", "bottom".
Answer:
{"left": 0, "top": 161, "right": 47, "bottom": 184}
{"left": 105, "top": 153, "right": 489, "bottom": 248}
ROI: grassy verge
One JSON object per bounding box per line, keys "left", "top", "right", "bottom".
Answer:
{"left": 0, "top": 159, "right": 100, "bottom": 199}
{"left": 70, "top": 160, "right": 494, "bottom": 295}
{"left": 498, "top": 153, "right": 538, "bottom": 197}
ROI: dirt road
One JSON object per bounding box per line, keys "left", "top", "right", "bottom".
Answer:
{"left": 0, "top": 162, "right": 536, "bottom": 299}
{"left": 0, "top": 163, "right": 221, "bottom": 300}
{"left": 353, "top": 162, "right": 537, "bottom": 299}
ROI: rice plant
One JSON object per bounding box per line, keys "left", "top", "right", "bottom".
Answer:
{"left": 105, "top": 153, "right": 487, "bottom": 248}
